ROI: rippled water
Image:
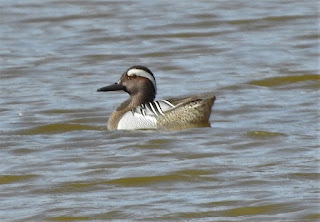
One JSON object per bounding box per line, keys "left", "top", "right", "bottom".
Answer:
{"left": 1, "top": 0, "right": 319, "bottom": 221}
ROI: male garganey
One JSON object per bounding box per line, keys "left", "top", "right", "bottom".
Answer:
{"left": 97, "top": 65, "right": 216, "bottom": 130}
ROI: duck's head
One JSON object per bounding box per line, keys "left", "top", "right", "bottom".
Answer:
{"left": 97, "top": 65, "right": 157, "bottom": 102}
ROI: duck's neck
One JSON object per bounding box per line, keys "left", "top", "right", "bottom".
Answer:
{"left": 117, "top": 91, "right": 155, "bottom": 111}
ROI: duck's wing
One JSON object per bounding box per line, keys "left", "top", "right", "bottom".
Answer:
{"left": 157, "top": 93, "right": 216, "bottom": 130}
{"left": 117, "top": 100, "right": 175, "bottom": 130}
{"left": 164, "top": 93, "right": 216, "bottom": 108}
{"left": 134, "top": 100, "right": 176, "bottom": 116}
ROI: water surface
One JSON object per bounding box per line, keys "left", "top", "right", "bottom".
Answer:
{"left": 0, "top": 0, "right": 319, "bottom": 221}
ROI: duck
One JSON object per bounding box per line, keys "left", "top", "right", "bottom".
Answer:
{"left": 97, "top": 65, "right": 216, "bottom": 130}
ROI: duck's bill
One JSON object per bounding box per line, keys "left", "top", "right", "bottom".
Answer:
{"left": 97, "top": 82, "right": 125, "bottom": 92}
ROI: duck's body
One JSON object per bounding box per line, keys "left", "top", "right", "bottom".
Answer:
{"left": 97, "top": 65, "right": 216, "bottom": 130}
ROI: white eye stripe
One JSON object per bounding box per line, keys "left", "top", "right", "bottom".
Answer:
{"left": 127, "top": 68, "right": 157, "bottom": 91}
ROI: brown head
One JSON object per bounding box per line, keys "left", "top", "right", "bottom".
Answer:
{"left": 97, "top": 65, "right": 157, "bottom": 104}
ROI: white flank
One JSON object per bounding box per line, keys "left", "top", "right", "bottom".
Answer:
{"left": 117, "top": 100, "right": 176, "bottom": 130}
{"left": 117, "top": 111, "right": 157, "bottom": 130}
{"left": 127, "top": 68, "right": 157, "bottom": 91}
